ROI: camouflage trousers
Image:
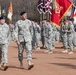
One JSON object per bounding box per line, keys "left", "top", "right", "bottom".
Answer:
{"left": 67, "top": 34, "right": 74, "bottom": 51}
{"left": 52, "top": 32, "right": 56, "bottom": 47}
{"left": 45, "top": 38, "right": 53, "bottom": 51}
{"left": 41, "top": 36, "right": 45, "bottom": 47}
{"left": 55, "top": 31, "right": 60, "bottom": 41}
{"left": 73, "top": 32, "right": 76, "bottom": 47}
{"left": 18, "top": 41, "right": 32, "bottom": 62}
{"left": 62, "top": 34, "right": 68, "bottom": 50}
{"left": 0, "top": 44, "right": 8, "bottom": 64}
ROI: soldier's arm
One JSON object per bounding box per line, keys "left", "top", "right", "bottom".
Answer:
{"left": 29, "top": 21, "right": 33, "bottom": 37}
{"left": 14, "top": 22, "right": 19, "bottom": 41}
{"left": 7, "top": 25, "right": 11, "bottom": 41}
{"left": 48, "top": 25, "right": 52, "bottom": 39}
{"left": 68, "top": 25, "right": 74, "bottom": 33}
{"left": 43, "top": 24, "right": 46, "bottom": 36}
{"left": 62, "top": 26, "right": 65, "bottom": 32}
{"left": 37, "top": 24, "right": 41, "bottom": 33}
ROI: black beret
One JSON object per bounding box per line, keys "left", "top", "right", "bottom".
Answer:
{"left": 47, "top": 20, "right": 50, "bottom": 22}
{"left": 20, "top": 11, "right": 27, "bottom": 16}
{"left": 0, "top": 16, "right": 5, "bottom": 20}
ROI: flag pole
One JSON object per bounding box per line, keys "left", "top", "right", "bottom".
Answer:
{"left": 40, "top": 13, "right": 43, "bottom": 22}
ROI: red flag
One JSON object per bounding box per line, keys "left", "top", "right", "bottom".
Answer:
{"left": 51, "top": 0, "right": 72, "bottom": 27}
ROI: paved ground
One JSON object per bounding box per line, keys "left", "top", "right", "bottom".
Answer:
{"left": 0, "top": 42, "right": 76, "bottom": 75}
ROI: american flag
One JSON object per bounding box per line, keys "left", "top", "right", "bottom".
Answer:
{"left": 37, "top": 0, "right": 52, "bottom": 14}
{"left": 70, "top": 0, "right": 76, "bottom": 18}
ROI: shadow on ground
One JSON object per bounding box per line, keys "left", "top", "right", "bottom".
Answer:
{"left": 50, "top": 63, "right": 76, "bottom": 69}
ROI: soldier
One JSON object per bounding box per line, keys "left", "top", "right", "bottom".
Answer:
{"left": 67, "top": 18, "right": 74, "bottom": 54}
{"left": 14, "top": 11, "right": 34, "bottom": 70}
{"left": 61, "top": 20, "right": 69, "bottom": 53}
{"left": 8, "top": 23, "right": 15, "bottom": 44}
{"left": 0, "top": 16, "right": 10, "bottom": 71}
{"left": 73, "top": 22, "right": 76, "bottom": 47}
{"left": 41, "top": 19, "right": 47, "bottom": 48}
{"left": 60, "top": 21, "right": 64, "bottom": 42}
{"left": 51, "top": 24, "right": 57, "bottom": 50}
{"left": 34, "top": 22, "right": 41, "bottom": 50}
{"left": 31, "top": 20, "right": 36, "bottom": 50}
{"left": 72, "top": 18, "right": 76, "bottom": 48}
{"left": 55, "top": 27, "right": 60, "bottom": 42}
{"left": 44, "top": 20, "right": 53, "bottom": 53}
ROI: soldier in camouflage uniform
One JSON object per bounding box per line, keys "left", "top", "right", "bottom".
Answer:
{"left": 41, "top": 19, "right": 47, "bottom": 48}
{"left": 55, "top": 27, "right": 60, "bottom": 42}
{"left": 31, "top": 20, "right": 36, "bottom": 50}
{"left": 44, "top": 20, "right": 53, "bottom": 53}
{"left": 73, "top": 23, "right": 76, "bottom": 47}
{"left": 0, "top": 16, "right": 10, "bottom": 71}
{"left": 61, "top": 20, "right": 69, "bottom": 53}
{"left": 14, "top": 11, "right": 34, "bottom": 70}
{"left": 67, "top": 19, "right": 74, "bottom": 54}
{"left": 8, "top": 23, "right": 15, "bottom": 44}
{"left": 51, "top": 24, "right": 57, "bottom": 50}
{"left": 60, "top": 21, "right": 64, "bottom": 42}
{"left": 34, "top": 22, "right": 41, "bottom": 50}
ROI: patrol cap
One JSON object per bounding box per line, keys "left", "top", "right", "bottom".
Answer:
{"left": 0, "top": 16, "right": 5, "bottom": 20}
{"left": 20, "top": 11, "right": 27, "bottom": 16}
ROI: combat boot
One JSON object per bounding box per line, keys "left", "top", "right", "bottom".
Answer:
{"left": 28, "top": 61, "right": 34, "bottom": 70}
{"left": 3, "top": 64, "right": 8, "bottom": 71}
{"left": 20, "top": 62, "right": 24, "bottom": 69}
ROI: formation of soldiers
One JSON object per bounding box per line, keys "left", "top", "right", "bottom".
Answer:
{"left": 60, "top": 18, "right": 76, "bottom": 54}
{"left": 0, "top": 11, "right": 76, "bottom": 71}
{"left": 41, "top": 19, "right": 60, "bottom": 53}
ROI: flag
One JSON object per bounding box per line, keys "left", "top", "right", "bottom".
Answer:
{"left": 51, "top": 0, "right": 72, "bottom": 27}
{"left": 70, "top": 0, "right": 76, "bottom": 17}
{"left": 70, "top": 6, "right": 75, "bottom": 18}
{"left": 37, "top": 0, "right": 52, "bottom": 14}
{"left": 70, "top": 0, "right": 76, "bottom": 23}
{"left": 7, "top": 1, "right": 13, "bottom": 21}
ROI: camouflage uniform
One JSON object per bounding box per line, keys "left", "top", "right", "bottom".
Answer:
{"left": 55, "top": 27, "right": 60, "bottom": 41}
{"left": 0, "top": 23, "right": 9, "bottom": 65}
{"left": 14, "top": 19, "right": 33, "bottom": 63}
{"left": 51, "top": 24, "right": 57, "bottom": 48}
{"left": 31, "top": 23, "right": 36, "bottom": 49}
{"left": 41, "top": 24, "right": 46, "bottom": 47}
{"left": 62, "top": 24, "right": 68, "bottom": 50}
{"left": 34, "top": 23, "right": 41, "bottom": 49}
{"left": 73, "top": 24, "right": 76, "bottom": 47}
{"left": 45, "top": 24, "right": 53, "bottom": 51}
{"left": 67, "top": 24, "right": 74, "bottom": 52}
{"left": 8, "top": 25, "right": 15, "bottom": 44}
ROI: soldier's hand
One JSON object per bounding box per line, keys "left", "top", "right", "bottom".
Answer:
{"left": 16, "top": 41, "right": 20, "bottom": 45}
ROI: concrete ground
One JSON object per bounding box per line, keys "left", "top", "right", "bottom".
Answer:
{"left": 0, "top": 42, "right": 76, "bottom": 75}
